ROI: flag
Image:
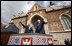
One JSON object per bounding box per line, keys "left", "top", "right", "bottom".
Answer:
{"left": 1, "top": 23, "right": 5, "bottom": 28}
{"left": 21, "top": 38, "right": 32, "bottom": 45}
{"left": 47, "top": 38, "right": 53, "bottom": 45}
{"left": 10, "top": 38, "right": 15, "bottom": 43}
{"left": 5, "top": 24, "right": 9, "bottom": 28}
{"left": 8, "top": 37, "right": 20, "bottom": 45}
{"left": 37, "top": 37, "right": 47, "bottom": 45}
{"left": 38, "top": 38, "right": 43, "bottom": 43}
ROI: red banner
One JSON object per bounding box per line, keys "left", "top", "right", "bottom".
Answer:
{"left": 21, "top": 38, "right": 32, "bottom": 45}
{"left": 47, "top": 38, "right": 53, "bottom": 45}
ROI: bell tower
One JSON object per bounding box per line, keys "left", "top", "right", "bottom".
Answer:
{"left": 29, "top": 3, "right": 45, "bottom": 12}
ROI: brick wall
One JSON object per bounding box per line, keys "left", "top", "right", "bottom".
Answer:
{"left": 50, "top": 31, "right": 71, "bottom": 45}
{"left": 12, "top": 17, "right": 27, "bottom": 27}
{"left": 46, "top": 8, "right": 71, "bottom": 31}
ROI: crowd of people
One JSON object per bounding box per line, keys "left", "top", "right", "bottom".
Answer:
{"left": 64, "top": 38, "right": 71, "bottom": 45}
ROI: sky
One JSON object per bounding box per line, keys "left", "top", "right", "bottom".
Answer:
{"left": 1, "top": 1, "right": 71, "bottom": 25}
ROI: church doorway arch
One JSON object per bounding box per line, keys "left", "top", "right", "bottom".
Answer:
{"left": 27, "top": 14, "right": 49, "bottom": 34}
{"left": 31, "top": 15, "right": 44, "bottom": 33}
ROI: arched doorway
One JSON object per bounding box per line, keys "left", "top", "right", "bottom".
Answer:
{"left": 27, "top": 14, "right": 49, "bottom": 34}
{"left": 31, "top": 15, "right": 44, "bottom": 33}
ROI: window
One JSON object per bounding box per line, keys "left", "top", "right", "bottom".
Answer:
{"left": 61, "top": 15, "right": 71, "bottom": 30}
{"left": 34, "top": 5, "right": 38, "bottom": 11}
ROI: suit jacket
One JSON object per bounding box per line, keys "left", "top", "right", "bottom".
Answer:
{"left": 25, "top": 26, "right": 33, "bottom": 33}
{"left": 21, "top": 23, "right": 33, "bottom": 33}
{"left": 36, "top": 21, "right": 46, "bottom": 34}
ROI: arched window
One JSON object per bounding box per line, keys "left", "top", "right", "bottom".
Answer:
{"left": 61, "top": 15, "right": 71, "bottom": 30}
{"left": 34, "top": 5, "right": 38, "bottom": 11}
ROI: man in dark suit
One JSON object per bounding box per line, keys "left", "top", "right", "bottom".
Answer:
{"left": 19, "top": 22, "right": 33, "bottom": 33}
{"left": 35, "top": 19, "right": 47, "bottom": 34}
{"left": 64, "top": 38, "right": 71, "bottom": 45}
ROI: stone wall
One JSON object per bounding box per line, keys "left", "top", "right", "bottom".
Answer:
{"left": 46, "top": 8, "right": 71, "bottom": 32}
{"left": 11, "top": 17, "right": 27, "bottom": 27}
{"left": 50, "top": 31, "right": 71, "bottom": 45}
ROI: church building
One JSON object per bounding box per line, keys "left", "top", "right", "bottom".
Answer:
{"left": 11, "top": 3, "right": 71, "bottom": 45}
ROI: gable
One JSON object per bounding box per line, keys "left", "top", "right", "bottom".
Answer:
{"left": 29, "top": 3, "right": 45, "bottom": 12}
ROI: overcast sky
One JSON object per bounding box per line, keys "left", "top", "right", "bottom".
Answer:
{"left": 1, "top": 1, "right": 71, "bottom": 25}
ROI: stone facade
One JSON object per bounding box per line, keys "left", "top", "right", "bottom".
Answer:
{"left": 46, "top": 8, "right": 71, "bottom": 32}
{"left": 11, "top": 16, "right": 27, "bottom": 27}
{"left": 11, "top": 3, "right": 71, "bottom": 45}
{"left": 50, "top": 31, "right": 71, "bottom": 45}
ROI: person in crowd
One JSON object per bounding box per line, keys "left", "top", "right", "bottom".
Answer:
{"left": 64, "top": 38, "right": 71, "bottom": 45}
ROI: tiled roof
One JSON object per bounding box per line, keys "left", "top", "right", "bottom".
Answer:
{"left": 45, "top": 5, "right": 71, "bottom": 12}
{"left": 11, "top": 13, "right": 27, "bottom": 20}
